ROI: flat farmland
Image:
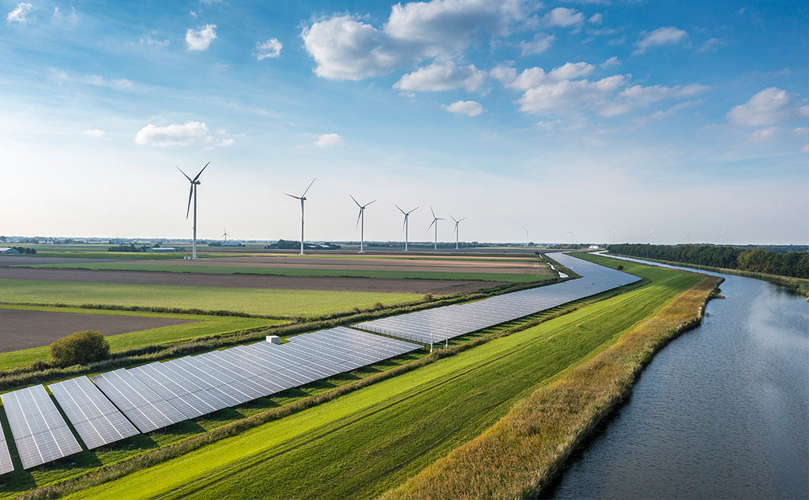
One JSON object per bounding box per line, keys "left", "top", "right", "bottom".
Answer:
{"left": 0, "top": 308, "right": 195, "bottom": 353}
{"left": 0, "top": 268, "right": 496, "bottom": 295}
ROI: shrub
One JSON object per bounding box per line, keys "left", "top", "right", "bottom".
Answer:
{"left": 423, "top": 293, "right": 435, "bottom": 302}
{"left": 49, "top": 330, "right": 111, "bottom": 367}
{"left": 616, "top": 265, "right": 624, "bottom": 271}
{"left": 374, "top": 302, "right": 384, "bottom": 310}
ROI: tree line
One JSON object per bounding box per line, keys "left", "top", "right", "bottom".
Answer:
{"left": 607, "top": 244, "right": 809, "bottom": 279}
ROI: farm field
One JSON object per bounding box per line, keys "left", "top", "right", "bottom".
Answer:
{"left": 0, "top": 279, "right": 423, "bottom": 318}
{"left": 60, "top": 258, "right": 702, "bottom": 500}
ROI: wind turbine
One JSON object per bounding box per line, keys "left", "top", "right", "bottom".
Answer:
{"left": 451, "top": 215, "right": 467, "bottom": 250}
{"left": 222, "top": 229, "right": 228, "bottom": 243}
{"left": 396, "top": 205, "right": 418, "bottom": 251}
{"left": 284, "top": 178, "right": 316, "bottom": 256}
{"left": 649, "top": 229, "right": 655, "bottom": 244}
{"left": 612, "top": 229, "right": 616, "bottom": 245}
{"left": 522, "top": 226, "right": 530, "bottom": 247}
{"left": 350, "top": 195, "right": 376, "bottom": 253}
{"left": 566, "top": 230, "right": 575, "bottom": 247}
{"left": 427, "top": 206, "right": 445, "bottom": 251}
{"left": 177, "top": 162, "right": 209, "bottom": 259}
{"left": 719, "top": 230, "right": 725, "bottom": 245}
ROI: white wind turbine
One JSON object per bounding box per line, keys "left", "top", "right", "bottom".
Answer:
{"left": 451, "top": 215, "right": 467, "bottom": 250}
{"left": 719, "top": 230, "right": 725, "bottom": 245}
{"left": 612, "top": 229, "right": 616, "bottom": 245}
{"left": 566, "top": 230, "right": 575, "bottom": 246}
{"left": 177, "top": 162, "right": 209, "bottom": 260}
{"left": 350, "top": 195, "right": 376, "bottom": 253}
{"left": 396, "top": 205, "right": 418, "bottom": 251}
{"left": 222, "top": 229, "right": 229, "bottom": 243}
{"left": 649, "top": 229, "right": 656, "bottom": 244}
{"left": 522, "top": 226, "right": 530, "bottom": 247}
{"left": 284, "top": 178, "right": 316, "bottom": 256}
{"left": 427, "top": 206, "right": 445, "bottom": 251}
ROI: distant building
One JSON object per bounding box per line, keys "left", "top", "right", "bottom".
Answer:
{"left": 146, "top": 247, "right": 180, "bottom": 253}
{"left": 0, "top": 248, "right": 20, "bottom": 255}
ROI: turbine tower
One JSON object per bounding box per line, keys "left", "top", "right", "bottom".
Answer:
{"left": 177, "top": 162, "right": 209, "bottom": 260}
{"left": 522, "top": 226, "right": 530, "bottom": 247}
{"left": 222, "top": 229, "right": 228, "bottom": 243}
{"left": 451, "top": 215, "right": 467, "bottom": 250}
{"left": 566, "top": 230, "right": 575, "bottom": 247}
{"left": 649, "top": 229, "right": 655, "bottom": 244}
{"left": 719, "top": 230, "right": 725, "bottom": 245}
{"left": 350, "top": 195, "right": 376, "bottom": 253}
{"left": 284, "top": 178, "right": 316, "bottom": 256}
{"left": 612, "top": 229, "right": 616, "bottom": 245}
{"left": 427, "top": 206, "right": 445, "bottom": 251}
{"left": 396, "top": 205, "right": 418, "bottom": 251}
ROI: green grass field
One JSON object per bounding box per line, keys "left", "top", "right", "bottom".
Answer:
{"left": 0, "top": 279, "right": 422, "bottom": 318}
{"left": 18, "top": 262, "right": 549, "bottom": 283}
{"left": 63, "top": 259, "right": 700, "bottom": 500}
{"left": 0, "top": 304, "right": 285, "bottom": 370}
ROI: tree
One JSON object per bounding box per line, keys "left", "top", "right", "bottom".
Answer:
{"left": 49, "top": 330, "right": 110, "bottom": 367}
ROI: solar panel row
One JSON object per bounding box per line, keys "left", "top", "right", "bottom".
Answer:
{"left": 49, "top": 376, "right": 139, "bottom": 450}
{"left": 354, "top": 253, "right": 640, "bottom": 344}
{"left": 0, "top": 385, "right": 82, "bottom": 470}
{"left": 0, "top": 416, "right": 12, "bottom": 475}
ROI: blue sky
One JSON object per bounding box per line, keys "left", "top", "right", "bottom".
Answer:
{"left": 1, "top": 0, "right": 806, "bottom": 245}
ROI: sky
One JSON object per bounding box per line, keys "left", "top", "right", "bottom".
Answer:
{"left": 1, "top": 0, "right": 807, "bottom": 245}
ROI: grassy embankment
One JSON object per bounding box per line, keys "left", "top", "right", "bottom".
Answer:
{"left": 17, "top": 262, "right": 549, "bottom": 283}
{"left": 51, "top": 258, "right": 703, "bottom": 500}
{"left": 384, "top": 253, "right": 721, "bottom": 498}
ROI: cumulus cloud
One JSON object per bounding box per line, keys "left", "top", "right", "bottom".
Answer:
{"left": 588, "top": 13, "right": 602, "bottom": 24}
{"left": 544, "top": 7, "right": 584, "bottom": 27}
{"left": 313, "top": 133, "right": 343, "bottom": 147}
{"left": 186, "top": 24, "right": 217, "bottom": 51}
{"left": 301, "top": 0, "right": 538, "bottom": 81}
{"left": 445, "top": 100, "right": 484, "bottom": 116}
{"left": 697, "top": 37, "right": 727, "bottom": 53}
{"left": 135, "top": 121, "right": 233, "bottom": 147}
{"left": 727, "top": 88, "right": 804, "bottom": 127}
{"left": 517, "top": 75, "right": 626, "bottom": 114}
{"left": 7, "top": 3, "right": 34, "bottom": 23}
{"left": 141, "top": 35, "right": 170, "bottom": 47}
{"left": 634, "top": 26, "right": 688, "bottom": 55}
{"left": 602, "top": 84, "right": 708, "bottom": 116}
{"left": 498, "top": 62, "right": 595, "bottom": 90}
{"left": 518, "top": 33, "right": 554, "bottom": 56}
{"left": 82, "top": 129, "right": 105, "bottom": 138}
{"left": 395, "top": 61, "right": 486, "bottom": 92}
{"left": 749, "top": 127, "right": 780, "bottom": 142}
{"left": 255, "top": 38, "right": 282, "bottom": 60}
{"left": 600, "top": 56, "right": 620, "bottom": 69}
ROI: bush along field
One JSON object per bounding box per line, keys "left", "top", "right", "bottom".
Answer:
{"left": 13, "top": 255, "right": 719, "bottom": 500}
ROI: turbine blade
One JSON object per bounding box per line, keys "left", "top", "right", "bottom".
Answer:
{"left": 350, "top": 194, "right": 361, "bottom": 208}
{"left": 356, "top": 208, "right": 362, "bottom": 228}
{"left": 402, "top": 217, "right": 407, "bottom": 232}
{"left": 428, "top": 219, "right": 435, "bottom": 230}
{"left": 408, "top": 206, "right": 419, "bottom": 215}
{"left": 366, "top": 199, "right": 377, "bottom": 207}
{"left": 192, "top": 161, "right": 210, "bottom": 182}
{"left": 450, "top": 215, "right": 458, "bottom": 223}
{"left": 285, "top": 193, "right": 302, "bottom": 199}
{"left": 460, "top": 217, "right": 467, "bottom": 222}
{"left": 186, "top": 185, "right": 193, "bottom": 219}
{"left": 176, "top": 166, "right": 192, "bottom": 182}
{"left": 430, "top": 206, "right": 436, "bottom": 219}
{"left": 301, "top": 177, "right": 316, "bottom": 198}
{"left": 395, "top": 204, "right": 406, "bottom": 215}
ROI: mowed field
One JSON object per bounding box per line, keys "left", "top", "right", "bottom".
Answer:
{"left": 55, "top": 259, "right": 703, "bottom": 500}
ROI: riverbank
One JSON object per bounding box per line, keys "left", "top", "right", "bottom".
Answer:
{"left": 608, "top": 252, "right": 809, "bottom": 299}
{"left": 384, "top": 254, "right": 721, "bottom": 499}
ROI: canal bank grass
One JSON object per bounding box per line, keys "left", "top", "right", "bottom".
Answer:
{"left": 45, "top": 258, "right": 700, "bottom": 500}
{"left": 382, "top": 260, "right": 720, "bottom": 499}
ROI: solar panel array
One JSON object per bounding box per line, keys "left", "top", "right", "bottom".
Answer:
{"left": 0, "top": 418, "right": 12, "bottom": 475}
{"left": 354, "top": 253, "right": 640, "bottom": 343}
{"left": 0, "top": 385, "right": 82, "bottom": 469}
{"left": 49, "top": 376, "right": 139, "bottom": 449}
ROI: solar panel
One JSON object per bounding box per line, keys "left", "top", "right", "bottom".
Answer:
{"left": 48, "top": 377, "right": 139, "bottom": 449}
{"left": 0, "top": 414, "right": 13, "bottom": 475}
{"left": 91, "top": 369, "right": 186, "bottom": 433}
{"left": 0, "top": 385, "right": 83, "bottom": 469}
{"left": 353, "top": 253, "right": 640, "bottom": 343}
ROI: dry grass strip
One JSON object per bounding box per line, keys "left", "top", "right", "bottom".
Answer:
{"left": 383, "top": 274, "right": 722, "bottom": 500}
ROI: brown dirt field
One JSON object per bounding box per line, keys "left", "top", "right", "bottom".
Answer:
{"left": 0, "top": 268, "right": 500, "bottom": 295}
{"left": 0, "top": 309, "right": 194, "bottom": 353}
{"left": 127, "top": 255, "right": 551, "bottom": 275}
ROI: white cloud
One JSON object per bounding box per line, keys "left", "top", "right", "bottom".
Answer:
{"left": 634, "top": 26, "right": 688, "bottom": 55}
{"left": 445, "top": 100, "right": 485, "bottom": 116}
{"left": 548, "top": 62, "right": 595, "bottom": 81}
{"left": 501, "top": 62, "right": 594, "bottom": 91}
{"left": 255, "top": 38, "right": 282, "bottom": 60}
{"left": 801, "top": 144, "right": 809, "bottom": 154}
{"left": 588, "top": 13, "right": 603, "bottom": 24}
{"left": 600, "top": 83, "right": 708, "bottom": 116}
{"left": 82, "top": 129, "right": 105, "bottom": 138}
{"left": 395, "top": 61, "right": 486, "bottom": 92}
{"left": 186, "top": 24, "right": 217, "bottom": 51}
{"left": 727, "top": 88, "right": 801, "bottom": 127}
{"left": 518, "top": 33, "right": 554, "bottom": 56}
{"left": 301, "top": 0, "right": 538, "bottom": 80}
{"left": 517, "top": 75, "right": 626, "bottom": 114}
{"left": 749, "top": 127, "right": 780, "bottom": 142}
{"left": 600, "top": 56, "right": 620, "bottom": 69}
{"left": 697, "top": 37, "right": 727, "bottom": 53}
{"left": 141, "top": 36, "right": 170, "bottom": 47}
{"left": 135, "top": 121, "right": 232, "bottom": 147}
{"left": 7, "top": 3, "right": 34, "bottom": 23}
{"left": 313, "top": 133, "right": 343, "bottom": 147}
{"left": 544, "top": 7, "right": 584, "bottom": 27}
